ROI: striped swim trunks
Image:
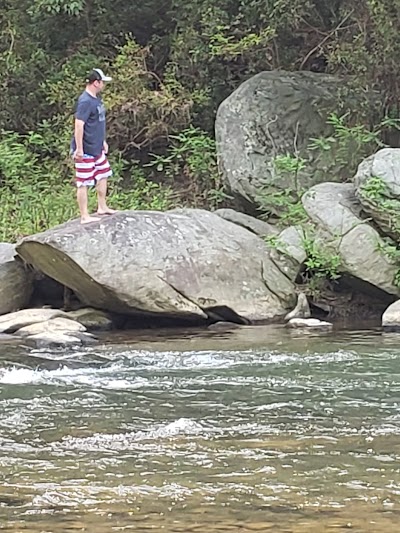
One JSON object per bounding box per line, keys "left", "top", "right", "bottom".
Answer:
{"left": 75, "top": 152, "right": 113, "bottom": 187}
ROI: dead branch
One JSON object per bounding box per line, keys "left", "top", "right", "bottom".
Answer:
{"left": 299, "top": 10, "right": 354, "bottom": 70}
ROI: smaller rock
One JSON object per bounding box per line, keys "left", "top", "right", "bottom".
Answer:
{"left": 15, "top": 317, "right": 86, "bottom": 337}
{"left": 66, "top": 307, "right": 113, "bottom": 331}
{"left": 382, "top": 300, "right": 400, "bottom": 331}
{"left": 0, "top": 333, "right": 21, "bottom": 344}
{"left": 284, "top": 293, "right": 310, "bottom": 321}
{"left": 0, "top": 243, "right": 33, "bottom": 316}
{"left": 287, "top": 318, "right": 333, "bottom": 330}
{"left": 0, "top": 308, "right": 70, "bottom": 334}
{"left": 25, "top": 331, "right": 96, "bottom": 348}
{"left": 214, "top": 208, "right": 279, "bottom": 237}
{"left": 208, "top": 321, "right": 242, "bottom": 330}
{"left": 302, "top": 182, "right": 400, "bottom": 297}
{"left": 269, "top": 226, "right": 307, "bottom": 282}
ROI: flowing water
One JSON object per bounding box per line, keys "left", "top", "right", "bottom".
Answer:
{"left": 1, "top": 325, "right": 400, "bottom": 532}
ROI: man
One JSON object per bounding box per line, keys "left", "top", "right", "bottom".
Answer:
{"left": 72, "top": 68, "right": 116, "bottom": 224}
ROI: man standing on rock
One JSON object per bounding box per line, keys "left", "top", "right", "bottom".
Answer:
{"left": 71, "top": 68, "right": 116, "bottom": 224}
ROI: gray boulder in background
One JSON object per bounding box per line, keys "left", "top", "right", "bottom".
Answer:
{"left": 215, "top": 70, "right": 358, "bottom": 212}
{"left": 0, "top": 243, "right": 33, "bottom": 316}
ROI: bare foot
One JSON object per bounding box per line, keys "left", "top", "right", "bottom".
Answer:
{"left": 96, "top": 208, "right": 117, "bottom": 215}
{"left": 80, "top": 215, "right": 101, "bottom": 224}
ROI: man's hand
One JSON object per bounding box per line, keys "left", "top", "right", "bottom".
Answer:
{"left": 103, "top": 141, "right": 109, "bottom": 155}
{"left": 73, "top": 149, "right": 84, "bottom": 162}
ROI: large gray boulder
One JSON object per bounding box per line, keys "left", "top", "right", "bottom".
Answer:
{"left": 214, "top": 209, "right": 304, "bottom": 282}
{"left": 215, "top": 71, "right": 354, "bottom": 212}
{"left": 0, "top": 244, "right": 33, "bottom": 316}
{"left": 302, "top": 183, "right": 400, "bottom": 297}
{"left": 16, "top": 210, "right": 297, "bottom": 323}
{"left": 354, "top": 148, "right": 400, "bottom": 241}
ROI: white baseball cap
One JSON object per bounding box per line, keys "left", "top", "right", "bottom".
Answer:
{"left": 88, "top": 68, "right": 112, "bottom": 82}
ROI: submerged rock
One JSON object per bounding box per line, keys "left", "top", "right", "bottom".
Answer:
{"left": 25, "top": 330, "right": 96, "bottom": 348}
{"left": 0, "top": 243, "right": 33, "bottom": 316}
{"left": 0, "top": 333, "right": 21, "bottom": 344}
{"left": 287, "top": 318, "right": 333, "bottom": 330}
{"left": 16, "top": 209, "right": 297, "bottom": 323}
{"left": 382, "top": 300, "right": 400, "bottom": 331}
{"left": 207, "top": 321, "right": 242, "bottom": 330}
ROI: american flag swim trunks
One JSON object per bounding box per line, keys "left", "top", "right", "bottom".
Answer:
{"left": 75, "top": 152, "right": 112, "bottom": 187}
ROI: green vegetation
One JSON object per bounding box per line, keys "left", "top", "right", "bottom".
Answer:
{"left": 146, "top": 126, "right": 228, "bottom": 209}
{"left": 301, "top": 231, "right": 342, "bottom": 295}
{"left": 1, "top": 0, "right": 400, "bottom": 240}
{"left": 258, "top": 152, "right": 307, "bottom": 225}
{"left": 359, "top": 175, "right": 400, "bottom": 239}
{"left": 265, "top": 227, "right": 342, "bottom": 296}
{"left": 376, "top": 239, "right": 400, "bottom": 288}
{"left": 258, "top": 114, "right": 400, "bottom": 222}
{"left": 309, "top": 114, "right": 400, "bottom": 178}
{"left": 0, "top": 130, "right": 172, "bottom": 241}
{"left": 360, "top": 175, "right": 388, "bottom": 201}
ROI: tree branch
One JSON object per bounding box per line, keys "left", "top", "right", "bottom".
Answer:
{"left": 299, "top": 11, "right": 354, "bottom": 71}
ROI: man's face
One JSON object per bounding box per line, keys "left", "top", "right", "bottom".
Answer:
{"left": 94, "top": 79, "right": 105, "bottom": 93}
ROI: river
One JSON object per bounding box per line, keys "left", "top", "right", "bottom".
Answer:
{"left": 1, "top": 325, "right": 400, "bottom": 532}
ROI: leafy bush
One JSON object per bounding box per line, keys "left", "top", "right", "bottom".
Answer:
{"left": 310, "top": 114, "right": 400, "bottom": 178}
{"left": 147, "top": 126, "right": 229, "bottom": 208}
{"left": 0, "top": 132, "right": 172, "bottom": 242}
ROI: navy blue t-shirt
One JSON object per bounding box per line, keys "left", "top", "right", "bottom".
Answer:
{"left": 71, "top": 91, "right": 106, "bottom": 157}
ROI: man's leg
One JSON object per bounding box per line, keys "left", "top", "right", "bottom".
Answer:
{"left": 75, "top": 155, "right": 100, "bottom": 224}
{"left": 94, "top": 153, "right": 116, "bottom": 215}
{"left": 77, "top": 186, "right": 99, "bottom": 224}
{"left": 96, "top": 177, "right": 116, "bottom": 215}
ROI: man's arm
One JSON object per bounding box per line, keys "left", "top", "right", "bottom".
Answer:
{"left": 74, "top": 119, "right": 85, "bottom": 161}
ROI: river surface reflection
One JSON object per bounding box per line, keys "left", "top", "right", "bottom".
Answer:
{"left": 1, "top": 325, "right": 400, "bottom": 532}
